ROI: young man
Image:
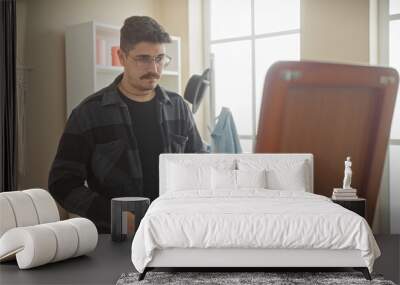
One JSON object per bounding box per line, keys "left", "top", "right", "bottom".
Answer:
{"left": 49, "top": 16, "right": 207, "bottom": 233}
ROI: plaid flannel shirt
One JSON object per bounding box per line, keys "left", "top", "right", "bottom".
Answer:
{"left": 49, "top": 74, "right": 207, "bottom": 232}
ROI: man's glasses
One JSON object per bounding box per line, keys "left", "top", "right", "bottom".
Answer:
{"left": 127, "top": 54, "right": 172, "bottom": 69}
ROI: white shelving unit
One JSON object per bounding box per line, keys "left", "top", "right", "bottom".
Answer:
{"left": 65, "top": 21, "right": 181, "bottom": 117}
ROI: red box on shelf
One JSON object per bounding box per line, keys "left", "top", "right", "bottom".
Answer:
{"left": 111, "top": 46, "right": 121, "bottom": 66}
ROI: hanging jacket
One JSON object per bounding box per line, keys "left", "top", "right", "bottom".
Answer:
{"left": 210, "top": 107, "right": 242, "bottom": 153}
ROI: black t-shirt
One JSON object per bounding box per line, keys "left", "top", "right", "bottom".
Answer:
{"left": 118, "top": 90, "right": 163, "bottom": 201}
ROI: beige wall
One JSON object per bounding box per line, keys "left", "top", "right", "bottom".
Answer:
{"left": 156, "top": 0, "right": 189, "bottom": 91}
{"left": 301, "top": 0, "right": 371, "bottom": 64}
{"left": 17, "top": 0, "right": 159, "bottom": 190}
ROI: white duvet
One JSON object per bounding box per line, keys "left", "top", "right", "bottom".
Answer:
{"left": 131, "top": 189, "right": 380, "bottom": 273}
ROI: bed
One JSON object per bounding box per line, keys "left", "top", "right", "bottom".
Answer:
{"left": 131, "top": 154, "right": 380, "bottom": 280}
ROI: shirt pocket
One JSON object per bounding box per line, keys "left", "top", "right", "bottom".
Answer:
{"left": 169, "top": 133, "right": 188, "bottom": 153}
{"left": 91, "top": 139, "right": 125, "bottom": 183}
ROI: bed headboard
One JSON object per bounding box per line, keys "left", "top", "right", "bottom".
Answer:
{"left": 255, "top": 61, "right": 398, "bottom": 225}
{"left": 159, "top": 153, "right": 313, "bottom": 195}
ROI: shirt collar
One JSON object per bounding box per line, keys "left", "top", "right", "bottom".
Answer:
{"left": 101, "top": 73, "right": 172, "bottom": 106}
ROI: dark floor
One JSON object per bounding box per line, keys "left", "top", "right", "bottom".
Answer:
{"left": 140, "top": 235, "right": 400, "bottom": 284}
{"left": 0, "top": 234, "right": 398, "bottom": 284}
{"left": 373, "top": 234, "right": 400, "bottom": 284}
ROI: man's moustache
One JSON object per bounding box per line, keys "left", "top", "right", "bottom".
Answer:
{"left": 141, "top": 73, "right": 160, "bottom": 80}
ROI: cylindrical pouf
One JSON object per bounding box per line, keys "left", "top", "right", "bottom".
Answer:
{"left": 0, "top": 218, "right": 98, "bottom": 269}
{"left": 0, "top": 191, "right": 39, "bottom": 227}
{"left": 66, "top": 218, "right": 98, "bottom": 257}
{"left": 0, "top": 196, "right": 17, "bottom": 237}
{"left": 0, "top": 225, "right": 57, "bottom": 269}
{"left": 23, "top": 189, "right": 60, "bottom": 223}
{"left": 42, "top": 221, "right": 79, "bottom": 262}
{"left": 111, "top": 197, "right": 150, "bottom": 242}
{"left": 0, "top": 188, "right": 59, "bottom": 233}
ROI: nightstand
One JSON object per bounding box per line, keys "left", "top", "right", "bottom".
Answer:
{"left": 331, "top": 198, "right": 366, "bottom": 218}
{"left": 111, "top": 197, "right": 150, "bottom": 242}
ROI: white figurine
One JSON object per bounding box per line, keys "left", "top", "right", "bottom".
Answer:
{"left": 342, "top": 156, "right": 352, "bottom": 189}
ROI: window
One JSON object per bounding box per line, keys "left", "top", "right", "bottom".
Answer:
{"left": 389, "top": 1, "right": 400, "bottom": 138}
{"left": 205, "top": 0, "right": 300, "bottom": 152}
{"left": 380, "top": 0, "right": 400, "bottom": 234}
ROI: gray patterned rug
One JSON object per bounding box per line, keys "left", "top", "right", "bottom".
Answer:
{"left": 116, "top": 271, "right": 396, "bottom": 285}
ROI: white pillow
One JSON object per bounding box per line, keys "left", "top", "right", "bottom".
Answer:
{"left": 238, "top": 158, "right": 309, "bottom": 191}
{"left": 167, "top": 162, "right": 211, "bottom": 191}
{"left": 236, "top": 169, "right": 267, "bottom": 188}
{"left": 266, "top": 162, "right": 307, "bottom": 191}
{"left": 211, "top": 168, "right": 237, "bottom": 190}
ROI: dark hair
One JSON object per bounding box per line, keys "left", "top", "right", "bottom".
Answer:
{"left": 120, "top": 16, "right": 171, "bottom": 53}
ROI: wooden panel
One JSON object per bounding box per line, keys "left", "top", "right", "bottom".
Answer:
{"left": 255, "top": 61, "right": 399, "bottom": 225}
